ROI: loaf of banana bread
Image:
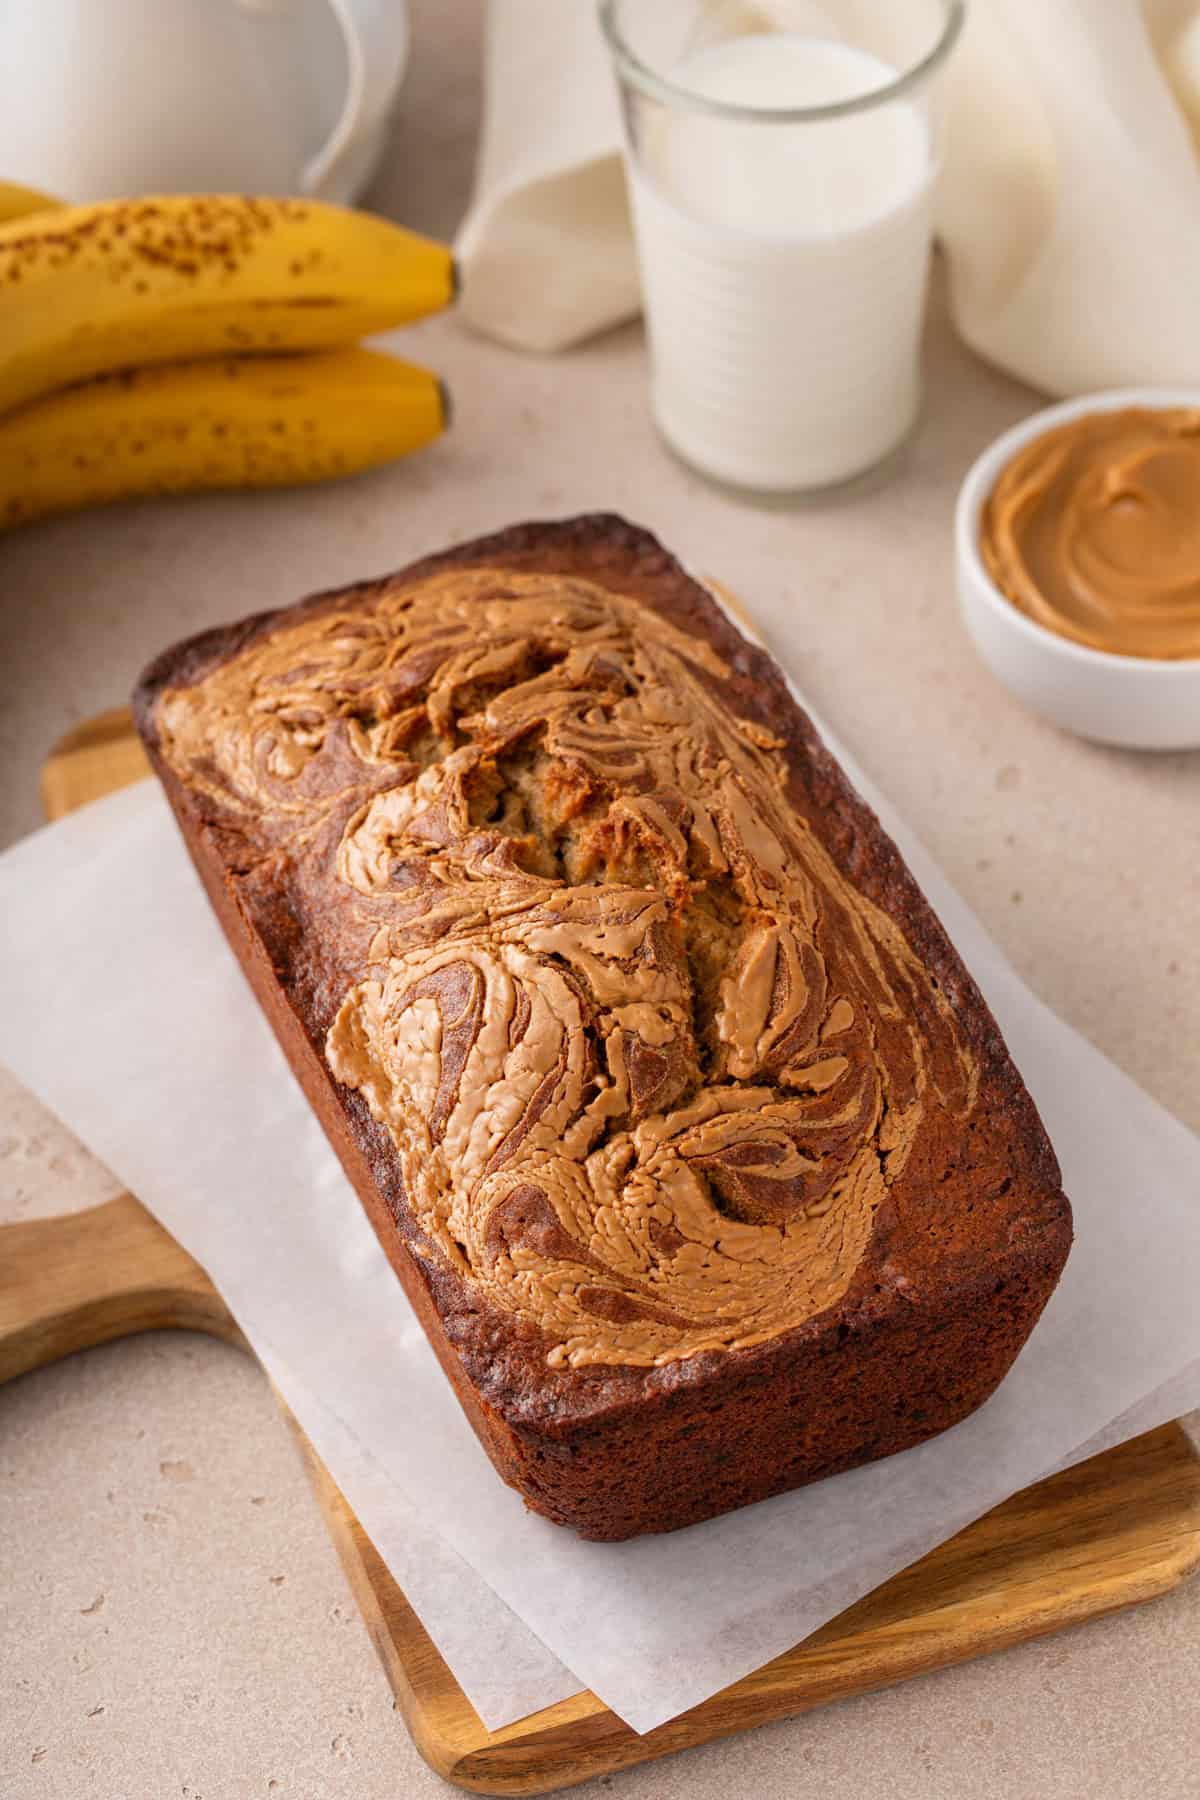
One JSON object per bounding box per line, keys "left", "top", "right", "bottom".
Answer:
{"left": 134, "top": 515, "right": 1072, "bottom": 1539}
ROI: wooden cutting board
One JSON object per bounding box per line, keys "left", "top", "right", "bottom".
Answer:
{"left": 4, "top": 707, "right": 1197, "bottom": 1796}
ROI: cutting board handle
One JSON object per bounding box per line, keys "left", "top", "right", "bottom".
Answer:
{"left": 0, "top": 1193, "right": 239, "bottom": 1385}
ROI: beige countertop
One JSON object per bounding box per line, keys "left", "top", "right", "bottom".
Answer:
{"left": 2, "top": 3, "right": 1199, "bottom": 1795}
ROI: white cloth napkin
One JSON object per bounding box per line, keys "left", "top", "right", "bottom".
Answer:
{"left": 2, "top": 615, "right": 1200, "bottom": 1734}
{"left": 457, "top": 0, "right": 1200, "bottom": 393}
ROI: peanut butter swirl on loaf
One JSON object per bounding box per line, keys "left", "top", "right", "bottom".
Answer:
{"left": 154, "top": 563, "right": 980, "bottom": 1370}
{"left": 138, "top": 517, "right": 1071, "bottom": 1539}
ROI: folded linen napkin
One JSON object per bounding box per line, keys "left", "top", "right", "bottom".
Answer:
{"left": 457, "top": 0, "right": 1200, "bottom": 394}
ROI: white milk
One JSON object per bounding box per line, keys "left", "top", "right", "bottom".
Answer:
{"left": 630, "top": 34, "right": 935, "bottom": 492}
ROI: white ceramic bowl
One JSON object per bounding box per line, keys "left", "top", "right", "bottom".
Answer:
{"left": 955, "top": 389, "right": 1200, "bottom": 751}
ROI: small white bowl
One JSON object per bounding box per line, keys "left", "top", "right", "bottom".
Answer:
{"left": 955, "top": 389, "right": 1200, "bottom": 751}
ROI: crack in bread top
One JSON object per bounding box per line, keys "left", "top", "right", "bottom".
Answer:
{"left": 155, "top": 568, "right": 980, "bottom": 1369}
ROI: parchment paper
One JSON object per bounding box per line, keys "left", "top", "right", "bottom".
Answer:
{"left": 2, "top": 674, "right": 1198, "bottom": 1735}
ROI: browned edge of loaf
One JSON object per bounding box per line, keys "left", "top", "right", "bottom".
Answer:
{"left": 133, "top": 514, "right": 1073, "bottom": 1540}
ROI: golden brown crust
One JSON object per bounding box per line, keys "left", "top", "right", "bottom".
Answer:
{"left": 135, "top": 515, "right": 1072, "bottom": 1538}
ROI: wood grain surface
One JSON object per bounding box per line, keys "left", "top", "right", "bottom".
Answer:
{"left": 2, "top": 707, "right": 1195, "bottom": 1796}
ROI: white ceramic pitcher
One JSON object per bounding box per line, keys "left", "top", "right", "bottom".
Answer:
{"left": 0, "top": 0, "right": 410, "bottom": 203}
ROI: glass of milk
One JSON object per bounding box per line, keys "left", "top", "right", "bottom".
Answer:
{"left": 599, "top": 0, "right": 964, "bottom": 495}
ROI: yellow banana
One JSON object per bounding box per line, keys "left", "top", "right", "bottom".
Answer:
{"left": 0, "top": 348, "right": 447, "bottom": 530}
{"left": 0, "top": 195, "right": 456, "bottom": 416}
{"left": 0, "top": 180, "right": 63, "bottom": 224}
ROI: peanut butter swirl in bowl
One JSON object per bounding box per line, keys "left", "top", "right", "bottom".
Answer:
{"left": 156, "top": 567, "right": 980, "bottom": 1371}
{"left": 958, "top": 391, "right": 1200, "bottom": 749}
{"left": 980, "top": 406, "right": 1200, "bottom": 661}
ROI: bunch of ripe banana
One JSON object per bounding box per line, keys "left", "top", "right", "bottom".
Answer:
{"left": 0, "top": 182, "right": 456, "bottom": 530}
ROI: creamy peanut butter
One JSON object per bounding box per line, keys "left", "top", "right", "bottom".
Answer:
{"left": 158, "top": 569, "right": 979, "bottom": 1369}
{"left": 980, "top": 406, "right": 1200, "bottom": 660}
